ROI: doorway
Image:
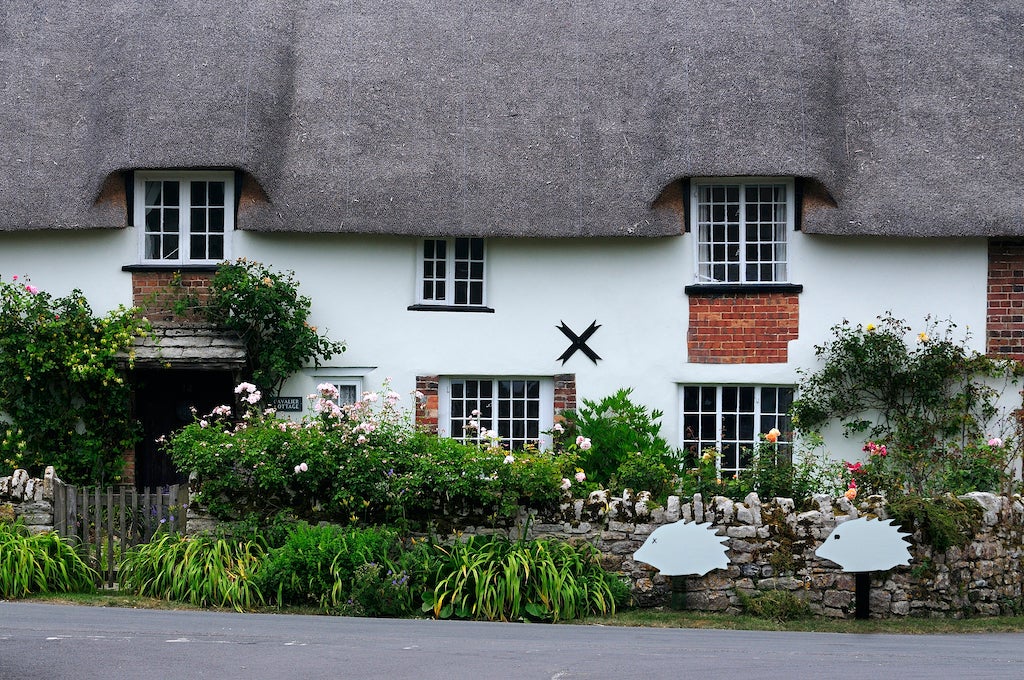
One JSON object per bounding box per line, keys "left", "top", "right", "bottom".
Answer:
{"left": 134, "top": 369, "right": 235, "bottom": 489}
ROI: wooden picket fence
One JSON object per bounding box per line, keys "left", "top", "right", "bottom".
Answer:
{"left": 52, "top": 482, "right": 188, "bottom": 587}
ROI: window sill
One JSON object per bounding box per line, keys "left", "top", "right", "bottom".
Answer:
{"left": 123, "top": 264, "right": 221, "bottom": 273}
{"left": 407, "top": 304, "right": 495, "bottom": 313}
{"left": 684, "top": 283, "right": 803, "bottom": 297}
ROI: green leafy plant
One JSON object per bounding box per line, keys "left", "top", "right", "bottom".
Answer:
{"left": 745, "top": 434, "right": 846, "bottom": 502}
{"left": 421, "top": 534, "right": 621, "bottom": 622}
{"left": 342, "top": 562, "right": 415, "bottom": 618}
{"left": 0, "top": 276, "right": 148, "bottom": 483}
{"left": 887, "top": 494, "right": 981, "bottom": 552}
{"left": 737, "top": 588, "right": 811, "bottom": 622}
{"left": 792, "top": 314, "right": 1020, "bottom": 496}
{"left": 557, "top": 389, "right": 680, "bottom": 493}
{"left": 0, "top": 521, "right": 98, "bottom": 598}
{"left": 206, "top": 259, "right": 346, "bottom": 397}
{"left": 118, "top": 533, "right": 266, "bottom": 611}
{"left": 168, "top": 384, "right": 567, "bottom": 525}
{"left": 256, "top": 523, "right": 402, "bottom": 611}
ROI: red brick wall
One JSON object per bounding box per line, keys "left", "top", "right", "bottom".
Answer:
{"left": 553, "top": 373, "right": 577, "bottom": 412}
{"left": 414, "top": 374, "right": 577, "bottom": 434}
{"left": 687, "top": 292, "right": 799, "bottom": 364}
{"left": 987, "top": 240, "right": 1024, "bottom": 358}
{"left": 132, "top": 271, "right": 213, "bottom": 321}
{"left": 414, "top": 375, "right": 440, "bottom": 434}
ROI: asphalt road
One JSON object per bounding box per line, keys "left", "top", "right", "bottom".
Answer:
{"left": 2, "top": 602, "right": 1023, "bottom": 680}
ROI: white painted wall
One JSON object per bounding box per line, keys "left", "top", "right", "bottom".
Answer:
{"left": 0, "top": 226, "right": 1007, "bottom": 463}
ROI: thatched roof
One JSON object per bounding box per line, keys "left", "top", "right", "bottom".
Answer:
{"left": 1, "top": 1, "right": 1021, "bottom": 237}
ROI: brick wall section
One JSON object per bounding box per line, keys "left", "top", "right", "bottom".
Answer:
{"left": 414, "top": 374, "right": 578, "bottom": 433}
{"left": 415, "top": 375, "right": 440, "bottom": 434}
{"left": 132, "top": 271, "right": 213, "bottom": 322}
{"left": 987, "top": 241, "right": 1024, "bottom": 358}
{"left": 553, "top": 373, "right": 577, "bottom": 413}
{"left": 687, "top": 292, "right": 799, "bottom": 364}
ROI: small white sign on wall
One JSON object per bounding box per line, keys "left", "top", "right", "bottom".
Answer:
{"left": 815, "top": 517, "right": 912, "bottom": 572}
{"left": 633, "top": 521, "right": 730, "bottom": 577}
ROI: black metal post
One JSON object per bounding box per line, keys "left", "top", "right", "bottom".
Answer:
{"left": 854, "top": 572, "right": 871, "bottom": 620}
{"left": 670, "top": 576, "right": 686, "bottom": 610}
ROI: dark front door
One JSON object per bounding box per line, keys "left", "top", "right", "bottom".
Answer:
{"left": 134, "top": 369, "right": 234, "bottom": 489}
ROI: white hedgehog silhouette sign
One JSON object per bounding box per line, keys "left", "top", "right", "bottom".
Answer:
{"left": 633, "top": 521, "right": 729, "bottom": 576}
{"left": 815, "top": 517, "right": 912, "bottom": 572}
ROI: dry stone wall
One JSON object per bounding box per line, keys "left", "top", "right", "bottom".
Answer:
{"left": 453, "top": 490, "right": 1024, "bottom": 619}
{"left": 0, "top": 467, "right": 58, "bottom": 533}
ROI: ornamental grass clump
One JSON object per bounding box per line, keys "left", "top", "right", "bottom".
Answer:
{"left": 255, "top": 523, "right": 409, "bottom": 612}
{"left": 421, "top": 535, "right": 625, "bottom": 623}
{"left": 118, "top": 533, "right": 265, "bottom": 612}
{"left": 0, "top": 521, "right": 97, "bottom": 598}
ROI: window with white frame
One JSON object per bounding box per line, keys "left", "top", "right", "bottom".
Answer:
{"left": 135, "top": 171, "right": 234, "bottom": 264}
{"left": 681, "top": 385, "right": 794, "bottom": 477}
{"left": 419, "top": 238, "right": 486, "bottom": 306}
{"left": 441, "top": 377, "right": 552, "bottom": 450}
{"left": 317, "top": 378, "right": 361, "bottom": 408}
{"left": 692, "top": 178, "right": 793, "bottom": 284}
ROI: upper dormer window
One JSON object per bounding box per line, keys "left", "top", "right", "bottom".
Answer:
{"left": 134, "top": 171, "right": 234, "bottom": 264}
{"left": 691, "top": 178, "right": 793, "bottom": 284}
{"left": 419, "top": 237, "right": 486, "bottom": 306}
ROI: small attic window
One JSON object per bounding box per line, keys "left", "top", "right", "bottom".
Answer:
{"left": 133, "top": 171, "right": 235, "bottom": 264}
{"left": 691, "top": 178, "right": 794, "bottom": 285}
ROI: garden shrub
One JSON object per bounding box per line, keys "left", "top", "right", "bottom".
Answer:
{"left": 557, "top": 389, "right": 681, "bottom": 495}
{"left": 206, "top": 259, "right": 346, "bottom": 397}
{"left": 792, "top": 314, "right": 1021, "bottom": 497}
{"left": 0, "top": 276, "right": 148, "bottom": 484}
{"left": 744, "top": 435, "right": 846, "bottom": 502}
{"left": 168, "top": 384, "right": 568, "bottom": 525}
{"left": 421, "top": 534, "right": 622, "bottom": 622}
{"left": 118, "top": 533, "right": 266, "bottom": 611}
{"left": 0, "top": 521, "right": 97, "bottom": 598}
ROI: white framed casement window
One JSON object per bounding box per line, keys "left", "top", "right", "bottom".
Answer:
{"left": 439, "top": 377, "right": 553, "bottom": 450}
{"left": 317, "top": 378, "right": 362, "bottom": 407}
{"left": 419, "top": 237, "right": 486, "bottom": 306}
{"left": 134, "top": 171, "right": 235, "bottom": 264}
{"left": 680, "top": 385, "right": 794, "bottom": 477}
{"left": 691, "top": 178, "right": 794, "bottom": 284}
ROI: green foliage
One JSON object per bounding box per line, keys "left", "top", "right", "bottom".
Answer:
{"left": 888, "top": 494, "right": 981, "bottom": 552}
{"left": 421, "top": 534, "right": 621, "bottom": 622}
{"left": 255, "top": 523, "right": 403, "bottom": 611}
{"left": 0, "top": 276, "right": 148, "bottom": 484}
{"left": 614, "top": 449, "right": 675, "bottom": 500}
{"left": 737, "top": 589, "right": 811, "bottom": 622}
{"left": 0, "top": 521, "right": 97, "bottom": 598}
{"left": 118, "top": 533, "right": 266, "bottom": 611}
{"left": 168, "top": 385, "right": 567, "bottom": 525}
{"left": 558, "top": 389, "right": 680, "bottom": 494}
{"left": 207, "top": 259, "right": 346, "bottom": 397}
{"left": 342, "top": 562, "right": 415, "bottom": 618}
{"left": 744, "top": 436, "right": 846, "bottom": 502}
{"left": 792, "top": 314, "right": 1020, "bottom": 496}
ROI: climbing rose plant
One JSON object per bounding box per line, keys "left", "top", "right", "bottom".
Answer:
{"left": 206, "top": 259, "right": 345, "bottom": 398}
{"left": 0, "top": 276, "right": 149, "bottom": 484}
{"left": 791, "top": 313, "right": 1021, "bottom": 496}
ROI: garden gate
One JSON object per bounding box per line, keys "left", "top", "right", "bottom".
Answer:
{"left": 52, "top": 481, "right": 188, "bottom": 587}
